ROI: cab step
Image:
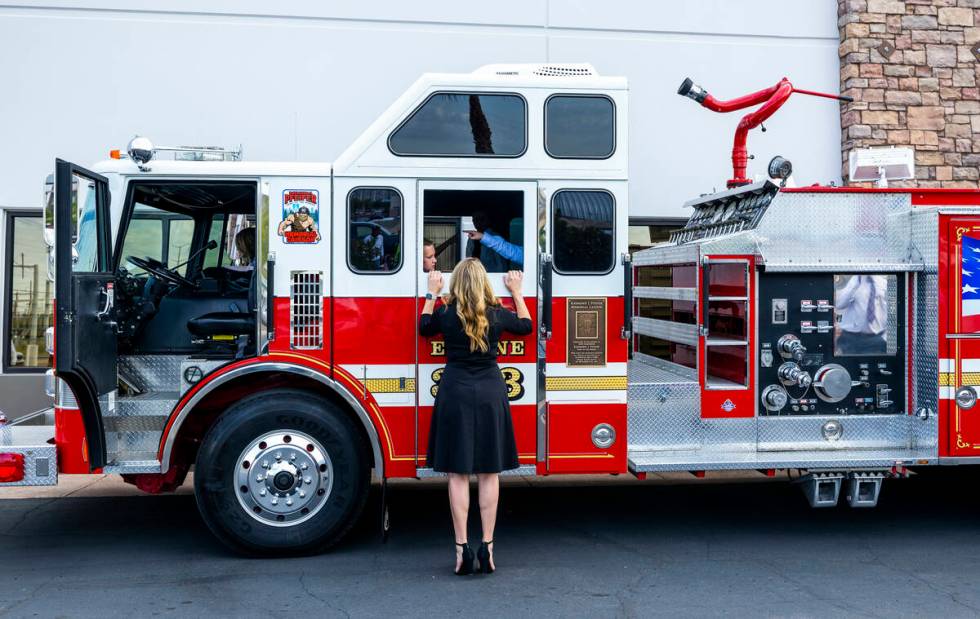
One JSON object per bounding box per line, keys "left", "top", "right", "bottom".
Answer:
{"left": 103, "top": 391, "right": 177, "bottom": 473}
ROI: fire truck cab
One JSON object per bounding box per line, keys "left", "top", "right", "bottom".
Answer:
{"left": 4, "top": 63, "right": 980, "bottom": 556}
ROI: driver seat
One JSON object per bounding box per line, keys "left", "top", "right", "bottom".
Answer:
{"left": 186, "top": 311, "right": 255, "bottom": 338}
{"left": 187, "top": 266, "right": 257, "bottom": 357}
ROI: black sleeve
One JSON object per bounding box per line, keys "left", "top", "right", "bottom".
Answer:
{"left": 419, "top": 306, "right": 442, "bottom": 336}
{"left": 496, "top": 307, "right": 533, "bottom": 336}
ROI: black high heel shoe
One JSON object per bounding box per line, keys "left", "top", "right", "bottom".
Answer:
{"left": 455, "top": 542, "right": 474, "bottom": 576}
{"left": 477, "top": 540, "right": 495, "bottom": 574}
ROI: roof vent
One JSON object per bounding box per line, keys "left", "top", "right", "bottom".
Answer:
{"left": 532, "top": 64, "right": 595, "bottom": 77}
{"left": 473, "top": 63, "right": 597, "bottom": 77}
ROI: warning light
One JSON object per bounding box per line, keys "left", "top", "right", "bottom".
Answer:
{"left": 0, "top": 453, "right": 25, "bottom": 483}
{"left": 110, "top": 149, "right": 122, "bottom": 159}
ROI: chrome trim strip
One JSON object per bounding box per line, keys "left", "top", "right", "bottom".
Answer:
{"left": 159, "top": 362, "right": 384, "bottom": 479}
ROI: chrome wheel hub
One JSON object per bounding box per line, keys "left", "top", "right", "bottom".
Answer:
{"left": 235, "top": 430, "right": 333, "bottom": 527}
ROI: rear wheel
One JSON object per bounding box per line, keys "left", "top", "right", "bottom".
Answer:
{"left": 194, "top": 389, "right": 370, "bottom": 555}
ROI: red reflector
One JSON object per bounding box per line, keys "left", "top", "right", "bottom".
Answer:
{"left": 0, "top": 453, "right": 25, "bottom": 483}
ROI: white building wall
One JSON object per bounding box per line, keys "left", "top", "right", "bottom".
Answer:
{"left": 0, "top": 1, "right": 840, "bottom": 217}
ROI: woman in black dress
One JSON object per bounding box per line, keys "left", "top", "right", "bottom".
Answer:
{"left": 419, "top": 258, "right": 532, "bottom": 575}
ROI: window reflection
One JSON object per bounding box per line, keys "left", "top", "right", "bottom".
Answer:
{"left": 833, "top": 274, "right": 895, "bottom": 356}
{"left": 5, "top": 215, "right": 52, "bottom": 370}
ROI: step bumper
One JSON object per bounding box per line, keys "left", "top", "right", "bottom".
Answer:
{"left": 0, "top": 426, "right": 58, "bottom": 486}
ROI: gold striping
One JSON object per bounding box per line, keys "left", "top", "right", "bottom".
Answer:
{"left": 362, "top": 378, "right": 416, "bottom": 394}
{"left": 546, "top": 376, "right": 628, "bottom": 391}
{"left": 940, "top": 372, "right": 980, "bottom": 386}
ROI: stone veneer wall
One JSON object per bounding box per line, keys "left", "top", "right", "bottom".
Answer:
{"left": 839, "top": 0, "right": 980, "bottom": 187}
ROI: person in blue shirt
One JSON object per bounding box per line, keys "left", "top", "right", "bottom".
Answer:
{"left": 465, "top": 211, "right": 523, "bottom": 271}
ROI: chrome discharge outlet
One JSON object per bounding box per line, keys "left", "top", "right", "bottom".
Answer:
{"left": 777, "top": 362, "right": 812, "bottom": 389}
{"left": 777, "top": 334, "right": 806, "bottom": 362}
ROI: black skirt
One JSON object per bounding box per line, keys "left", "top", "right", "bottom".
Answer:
{"left": 426, "top": 362, "right": 520, "bottom": 474}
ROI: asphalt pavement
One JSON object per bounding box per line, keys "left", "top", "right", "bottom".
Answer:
{"left": 2, "top": 470, "right": 980, "bottom": 618}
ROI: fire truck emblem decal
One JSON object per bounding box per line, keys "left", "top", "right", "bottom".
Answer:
{"left": 721, "top": 399, "right": 736, "bottom": 413}
{"left": 277, "top": 189, "right": 321, "bottom": 244}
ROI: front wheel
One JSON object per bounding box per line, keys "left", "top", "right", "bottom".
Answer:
{"left": 194, "top": 389, "right": 371, "bottom": 556}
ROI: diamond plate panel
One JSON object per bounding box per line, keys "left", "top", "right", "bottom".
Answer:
{"left": 0, "top": 426, "right": 57, "bottom": 486}
{"left": 748, "top": 191, "right": 914, "bottom": 271}
{"left": 627, "top": 360, "right": 701, "bottom": 451}
{"left": 632, "top": 242, "right": 699, "bottom": 267}
{"left": 415, "top": 465, "right": 535, "bottom": 478}
{"left": 756, "top": 415, "right": 911, "bottom": 452}
{"left": 111, "top": 392, "right": 180, "bottom": 419}
{"left": 118, "top": 355, "right": 185, "bottom": 392}
{"left": 628, "top": 447, "right": 936, "bottom": 472}
{"left": 105, "top": 431, "right": 163, "bottom": 455}
{"left": 103, "top": 460, "right": 162, "bottom": 474}
{"left": 911, "top": 208, "right": 939, "bottom": 453}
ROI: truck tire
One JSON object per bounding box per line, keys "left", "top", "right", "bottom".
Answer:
{"left": 194, "top": 389, "right": 371, "bottom": 556}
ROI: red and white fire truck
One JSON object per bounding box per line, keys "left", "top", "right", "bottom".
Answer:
{"left": 3, "top": 63, "right": 980, "bottom": 555}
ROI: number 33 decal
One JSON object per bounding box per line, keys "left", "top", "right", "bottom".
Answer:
{"left": 430, "top": 367, "right": 524, "bottom": 401}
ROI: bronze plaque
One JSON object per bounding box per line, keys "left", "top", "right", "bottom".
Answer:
{"left": 566, "top": 297, "right": 607, "bottom": 367}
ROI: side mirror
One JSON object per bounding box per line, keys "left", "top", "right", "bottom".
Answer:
{"left": 43, "top": 173, "right": 55, "bottom": 248}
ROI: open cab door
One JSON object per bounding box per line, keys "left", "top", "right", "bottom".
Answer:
{"left": 54, "top": 159, "right": 115, "bottom": 469}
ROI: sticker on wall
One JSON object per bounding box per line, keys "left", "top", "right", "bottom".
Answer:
{"left": 721, "top": 399, "right": 736, "bottom": 413}
{"left": 278, "top": 189, "right": 321, "bottom": 244}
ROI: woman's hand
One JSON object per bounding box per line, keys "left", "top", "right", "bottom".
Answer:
{"left": 504, "top": 270, "right": 523, "bottom": 295}
{"left": 428, "top": 270, "right": 444, "bottom": 295}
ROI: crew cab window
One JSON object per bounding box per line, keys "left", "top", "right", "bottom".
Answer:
{"left": 422, "top": 189, "right": 524, "bottom": 273}
{"left": 348, "top": 188, "right": 403, "bottom": 273}
{"left": 545, "top": 95, "right": 615, "bottom": 159}
{"left": 388, "top": 93, "right": 526, "bottom": 157}
{"left": 552, "top": 190, "right": 615, "bottom": 274}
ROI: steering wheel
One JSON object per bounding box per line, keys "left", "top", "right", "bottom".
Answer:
{"left": 126, "top": 256, "right": 197, "bottom": 289}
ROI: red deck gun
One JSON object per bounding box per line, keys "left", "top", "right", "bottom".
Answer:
{"left": 677, "top": 77, "right": 853, "bottom": 188}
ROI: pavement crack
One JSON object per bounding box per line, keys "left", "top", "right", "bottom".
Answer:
{"left": 299, "top": 574, "right": 351, "bottom": 619}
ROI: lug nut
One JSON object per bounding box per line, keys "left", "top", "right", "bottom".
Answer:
{"left": 259, "top": 489, "right": 267, "bottom": 497}
{"left": 286, "top": 499, "right": 293, "bottom": 506}
{"left": 301, "top": 463, "right": 309, "bottom": 470}
{"left": 271, "top": 498, "right": 278, "bottom": 505}
{"left": 304, "top": 477, "right": 312, "bottom": 484}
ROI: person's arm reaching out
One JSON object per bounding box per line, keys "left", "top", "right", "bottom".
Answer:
{"left": 478, "top": 230, "right": 524, "bottom": 264}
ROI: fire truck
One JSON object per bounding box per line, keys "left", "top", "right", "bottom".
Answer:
{"left": 2, "top": 63, "right": 980, "bottom": 555}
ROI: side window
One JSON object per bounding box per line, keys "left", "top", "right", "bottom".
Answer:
{"left": 422, "top": 189, "right": 525, "bottom": 273}
{"left": 348, "top": 188, "right": 403, "bottom": 273}
{"left": 545, "top": 95, "right": 615, "bottom": 159}
{"left": 552, "top": 190, "right": 615, "bottom": 274}
{"left": 388, "top": 93, "right": 527, "bottom": 157}
{"left": 4, "top": 213, "right": 52, "bottom": 371}
{"left": 202, "top": 215, "right": 226, "bottom": 270}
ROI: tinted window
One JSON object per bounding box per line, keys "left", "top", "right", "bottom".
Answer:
{"left": 545, "top": 95, "right": 615, "bottom": 158}
{"left": 553, "top": 190, "right": 615, "bottom": 274}
{"left": 349, "top": 188, "right": 403, "bottom": 273}
{"left": 389, "top": 93, "right": 526, "bottom": 157}
{"left": 4, "top": 213, "right": 52, "bottom": 371}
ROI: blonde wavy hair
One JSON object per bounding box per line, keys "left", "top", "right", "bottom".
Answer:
{"left": 446, "top": 258, "right": 499, "bottom": 353}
